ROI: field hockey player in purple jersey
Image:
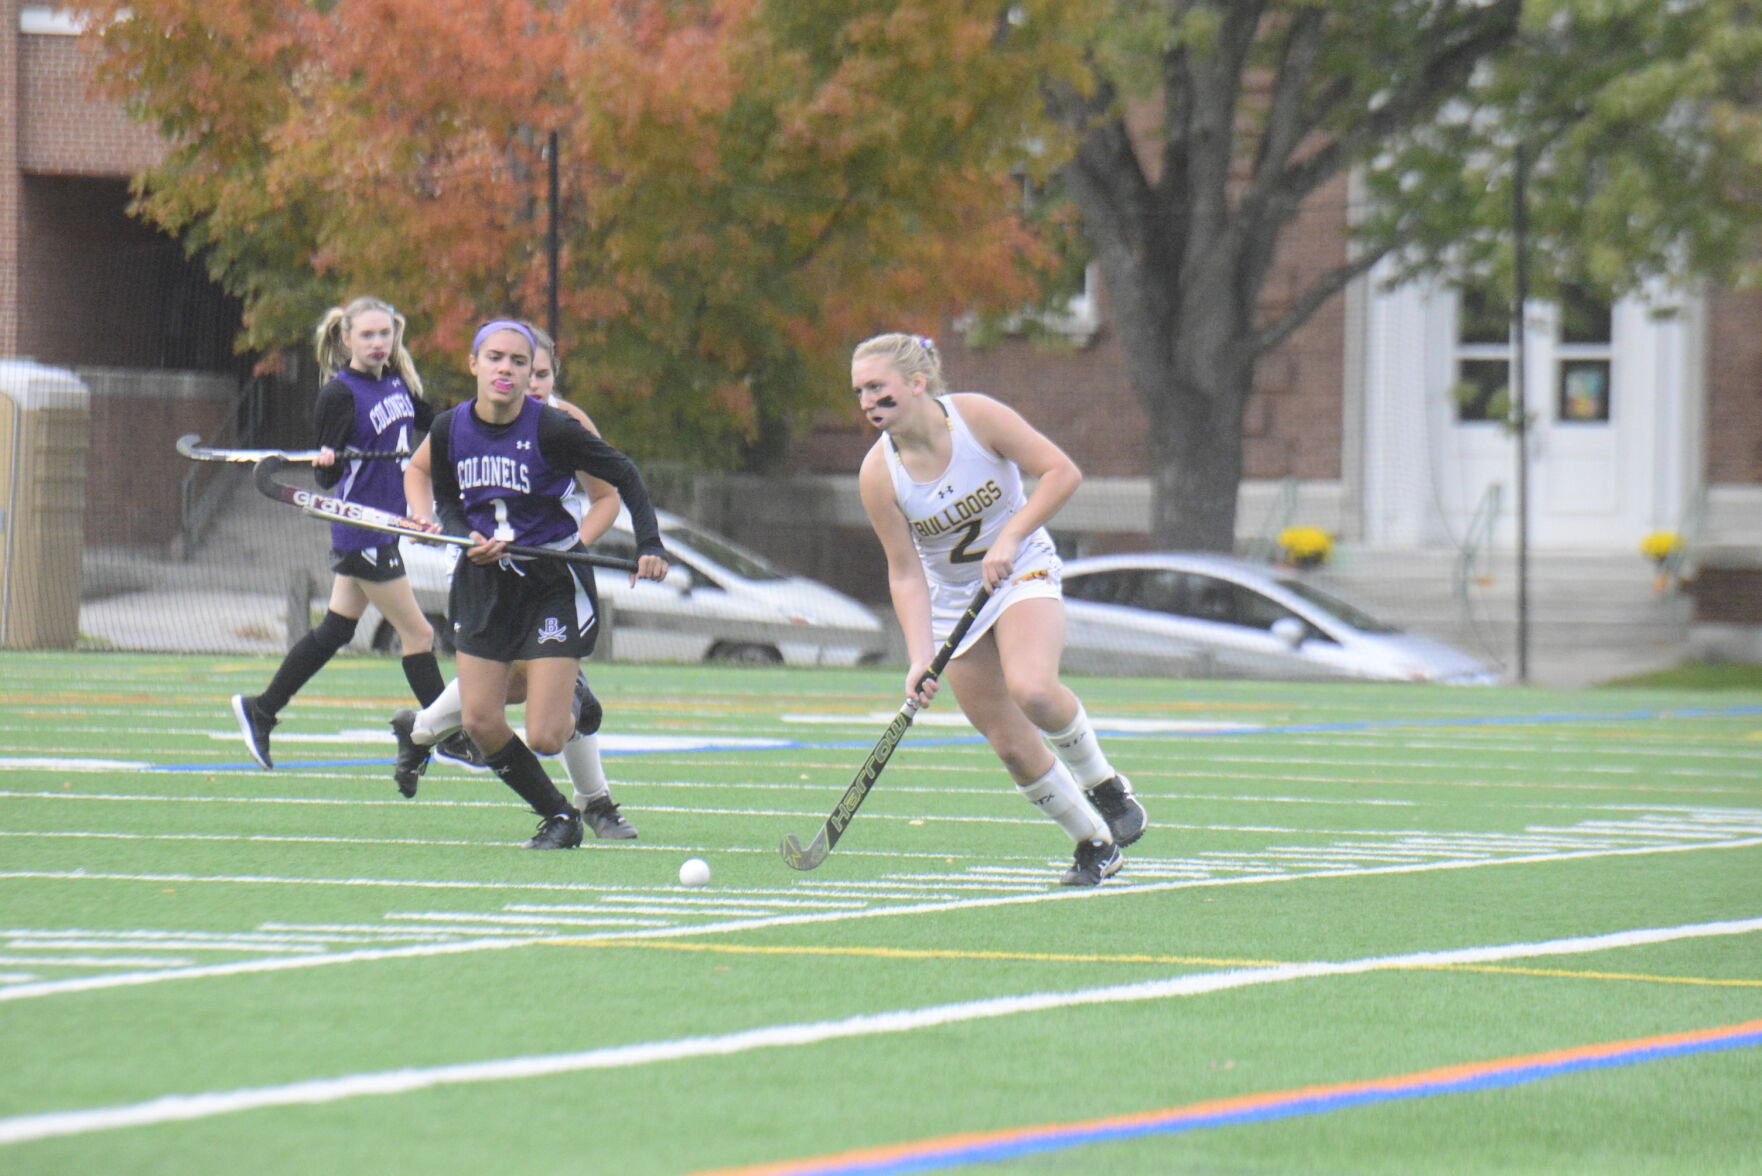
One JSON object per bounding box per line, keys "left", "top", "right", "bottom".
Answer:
{"left": 403, "top": 319, "right": 667, "bottom": 849}
{"left": 230, "top": 296, "right": 448, "bottom": 769}
{"left": 393, "top": 325, "right": 637, "bottom": 839}
{"left": 854, "top": 332, "right": 1146, "bottom": 885}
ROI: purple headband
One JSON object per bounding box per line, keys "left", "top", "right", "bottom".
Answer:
{"left": 471, "top": 319, "right": 536, "bottom": 356}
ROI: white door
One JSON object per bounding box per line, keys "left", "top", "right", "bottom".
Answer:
{"left": 1367, "top": 282, "right": 1684, "bottom": 553}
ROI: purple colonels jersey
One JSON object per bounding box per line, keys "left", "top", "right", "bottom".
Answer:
{"left": 326, "top": 368, "right": 418, "bottom": 553}
{"left": 446, "top": 395, "right": 582, "bottom": 548}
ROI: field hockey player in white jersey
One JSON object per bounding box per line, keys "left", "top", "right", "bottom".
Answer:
{"left": 853, "top": 332, "right": 1146, "bottom": 885}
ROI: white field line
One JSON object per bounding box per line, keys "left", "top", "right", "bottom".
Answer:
{"left": 7, "top": 940, "right": 323, "bottom": 955}
{"left": 255, "top": 923, "right": 492, "bottom": 938}
{"left": 4, "top": 835, "right": 1761, "bottom": 1006}
{"left": 1305, "top": 736, "right": 1762, "bottom": 760}
{"left": 7, "top": 929, "right": 371, "bottom": 945}
{"left": 591, "top": 895, "right": 867, "bottom": 910}
{"left": 384, "top": 913, "right": 670, "bottom": 929}
{"left": 508, "top": 904, "right": 782, "bottom": 919}
{"left": 0, "top": 955, "right": 194, "bottom": 969}
{"left": 0, "top": 787, "right": 1428, "bottom": 812}
{"left": 0, "top": 758, "right": 155, "bottom": 772}
{"left": 0, "top": 937, "right": 533, "bottom": 1002}
{"left": 2, "top": 916, "right": 1758, "bottom": 1148}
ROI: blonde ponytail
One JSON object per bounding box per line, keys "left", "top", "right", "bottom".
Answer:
{"left": 313, "top": 308, "right": 349, "bottom": 382}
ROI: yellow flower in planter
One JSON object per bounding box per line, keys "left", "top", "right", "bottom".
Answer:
{"left": 1278, "top": 526, "right": 1333, "bottom": 568}
{"left": 1638, "top": 531, "right": 1681, "bottom": 566}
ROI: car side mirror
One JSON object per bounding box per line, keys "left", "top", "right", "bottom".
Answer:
{"left": 1271, "top": 617, "right": 1306, "bottom": 648}
{"left": 664, "top": 566, "right": 693, "bottom": 594}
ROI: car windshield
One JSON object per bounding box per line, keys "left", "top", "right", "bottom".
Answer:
{"left": 662, "top": 518, "right": 788, "bottom": 582}
{"left": 1276, "top": 578, "right": 1400, "bottom": 634}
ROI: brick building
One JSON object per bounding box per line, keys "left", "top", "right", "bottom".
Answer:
{"left": 1, "top": 2, "right": 251, "bottom": 551}
{"left": 5, "top": 2, "right": 1760, "bottom": 596}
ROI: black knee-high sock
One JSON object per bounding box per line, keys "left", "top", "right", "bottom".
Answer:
{"left": 485, "top": 736, "right": 571, "bottom": 816}
{"left": 401, "top": 652, "right": 445, "bottom": 708}
{"left": 258, "top": 611, "right": 357, "bottom": 716}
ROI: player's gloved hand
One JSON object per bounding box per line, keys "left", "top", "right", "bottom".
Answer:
{"left": 633, "top": 552, "right": 670, "bottom": 586}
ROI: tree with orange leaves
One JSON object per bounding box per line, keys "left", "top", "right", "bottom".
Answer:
{"left": 74, "top": 0, "right": 1088, "bottom": 468}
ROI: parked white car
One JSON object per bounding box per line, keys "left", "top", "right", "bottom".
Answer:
{"left": 356, "top": 508, "right": 885, "bottom": 666}
{"left": 1060, "top": 552, "right": 1499, "bottom": 684}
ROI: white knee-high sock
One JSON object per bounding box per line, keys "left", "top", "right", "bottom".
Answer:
{"left": 1042, "top": 702, "right": 1117, "bottom": 790}
{"left": 412, "top": 678, "right": 464, "bottom": 746}
{"left": 1016, "top": 761, "right": 1110, "bottom": 844}
{"left": 563, "top": 733, "right": 611, "bottom": 806}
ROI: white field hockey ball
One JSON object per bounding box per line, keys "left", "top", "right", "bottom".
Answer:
{"left": 679, "top": 858, "right": 711, "bottom": 887}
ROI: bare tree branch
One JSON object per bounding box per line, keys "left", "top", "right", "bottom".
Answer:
{"left": 1252, "top": 240, "right": 1393, "bottom": 356}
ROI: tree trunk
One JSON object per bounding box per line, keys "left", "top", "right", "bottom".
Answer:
{"left": 1147, "top": 371, "right": 1248, "bottom": 552}
{"left": 1101, "top": 250, "right": 1255, "bottom": 552}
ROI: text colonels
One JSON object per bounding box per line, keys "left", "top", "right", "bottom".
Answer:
{"left": 365, "top": 389, "right": 413, "bottom": 435}
{"left": 456, "top": 455, "right": 533, "bottom": 495}
{"left": 909, "top": 479, "right": 1003, "bottom": 540}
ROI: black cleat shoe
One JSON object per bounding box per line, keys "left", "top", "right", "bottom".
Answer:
{"left": 578, "top": 794, "right": 637, "bottom": 840}
{"left": 524, "top": 811, "right": 585, "bottom": 850}
{"left": 434, "top": 730, "right": 487, "bottom": 770}
{"left": 1059, "top": 838, "right": 1123, "bottom": 887}
{"left": 231, "top": 694, "right": 276, "bottom": 770}
{"left": 390, "top": 709, "right": 432, "bottom": 798}
{"left": 1088, "top": 775, "right": 1147, "bottom": 848}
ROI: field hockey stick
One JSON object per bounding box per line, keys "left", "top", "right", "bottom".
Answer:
{"left": 178, "top": 433, "right": 411, "bottom": 464}
{"left": 252, "top": 456, "right": 639, "bottom": 572}
{"left": 780, "top": 583, "right": 992, "bottom": 871}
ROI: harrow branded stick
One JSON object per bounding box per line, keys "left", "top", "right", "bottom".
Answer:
{"left": 251, "top": 456, "right": 638, "bottom": 572}
{"left": 177, "top": 433, "right": 411, "bottom": 464}
{"left": 780, "top": 583, "right": 992, "bottom": 871}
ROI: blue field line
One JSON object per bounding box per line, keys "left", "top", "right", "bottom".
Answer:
{"left": 774, "top": 1027, "right": 1762, "bottom": 1175}
{"left": 144, "top": 703, "right": 1762, "bottom": 774}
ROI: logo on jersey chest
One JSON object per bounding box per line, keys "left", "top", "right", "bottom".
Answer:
{"left": 456, "top": 454, "right": 532, "bottom": 494}
{"left": 366, "top": 392, "right": 415, "bottom": 435}
{"left": 909, "top": 478, "right": 1004, "bottom": 540}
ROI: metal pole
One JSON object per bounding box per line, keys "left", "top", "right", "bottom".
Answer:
{"left": 547, "top": 130, "right": 561, "bottom": 352}
{"left": 1512, "top": 143, "right": 1531, "bottom": 683}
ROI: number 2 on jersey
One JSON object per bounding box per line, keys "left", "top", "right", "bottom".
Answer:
{"left": 949, "top": 519, "right": 987, "bottom": 564}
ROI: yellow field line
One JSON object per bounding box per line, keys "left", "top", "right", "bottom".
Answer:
{"left": 1411, "top": 963, "right": 1762, "bottom": 988}
{"left": 567, "top": 939, "right": 1761, "bottom": 988}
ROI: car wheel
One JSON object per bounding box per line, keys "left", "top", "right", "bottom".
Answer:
{"left": 371, "top": 620, "right": 400, "bottom": 655}
{"left": 427, "top": 613, "right": 455, "bottom": 656}
{"left": 707, "top": 642, "right": 783, "bottom": 665}
{"left": 372, "top": 614, "right": 454, "bottom": 657}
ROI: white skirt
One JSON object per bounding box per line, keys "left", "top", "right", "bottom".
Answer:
{"left": 928, "top": 542, "right": 1064, "bottom": 659}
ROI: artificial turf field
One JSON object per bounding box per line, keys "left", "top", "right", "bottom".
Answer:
{"left": 0, "top": 651, "right": 1758, "bottom": 1175}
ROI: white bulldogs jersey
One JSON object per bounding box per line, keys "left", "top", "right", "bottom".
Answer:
{"left": 880, "top": 395, "right": 1057, "bottom": 588}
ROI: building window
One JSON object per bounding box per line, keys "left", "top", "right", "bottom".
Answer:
{"left": 1453, "top": 286, "right": 1511, "bottom": 423}
{"left": 1454, "top": 283, "right": 1615, "bottom": 426}
{"left": 1559, "top": 359, "right": 1611, "bottom": 422}
{"left": 1555, "top": 285, "right": 1613, "bottom": 425}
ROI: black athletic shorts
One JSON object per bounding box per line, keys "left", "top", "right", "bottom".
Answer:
{"left": 330, "top": 542, "right": 406, "bottom": 583}
{"left": 448, "top": 546, "right": 600, "bottom": 662}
